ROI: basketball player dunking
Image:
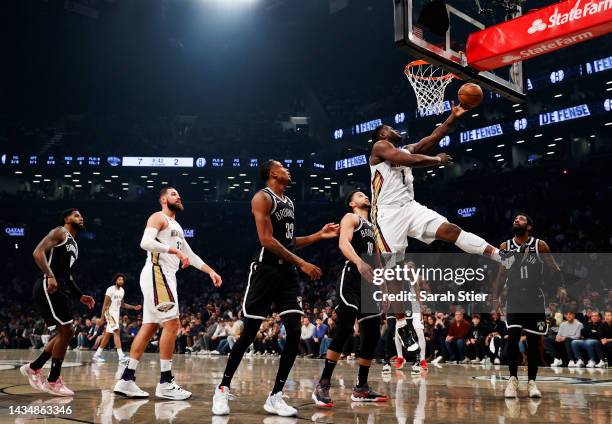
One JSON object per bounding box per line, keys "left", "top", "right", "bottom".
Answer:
{"left": 93, "top": 273, "right": 142, "bottom": 363}
{"left": 212, "top": 160, "right": 339, "bottom": 417}
{"left": 312, "top": 190, "right": 388, "bottom": 407}
{"left": 114, "top": 187, "right": 222, "bottom": 400}
{"left": 369, "top": 104, "right": 514, "bottom": 362}
{"left": 21, "top": 208, "right": 95, "bottom": 396}
{"left": 493, "top": 213, "right": 562, "bottom": 399}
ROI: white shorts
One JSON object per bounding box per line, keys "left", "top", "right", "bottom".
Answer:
{"left": 104, "top": 311, "right": 120, "bottom": 333}
{"left": 373, "top": 200, "right": 447, "bottom": 256}
{"left": 140, "top": 264, "right": 179, "bottom": 325}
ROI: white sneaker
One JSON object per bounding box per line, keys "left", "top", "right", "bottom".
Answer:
{"left": 527, "top": 380, "right": 541, "bottom": 398}
{"left": 263, "top": 392, "right": 297, "bottom": 417}
{"left": 118, "top": 354, "right": 127, "bottom": 362}
{"left": 212, "top": 386, "right": 234, "bottom": 415}
{"left": 551, "top": 358, "right": 562, "bottom": 367}
{"left": 494, "top": 358, "right": 501, "bottom": 365}
{"left": 595, "top": 360, "right": 606, "bottom": 368}
{"left": 155, "top": 379, "right": 192, "bottom": 400}
{"left": 471, "top": 358, "right": 481, "bottom": 364}
{"left": 211, "top": 350, "right": 220, "bottom": 355}
{"left": 431, "top": 356, "right": 443, "bottom": 365}
{"left": 586, "top": 360, "right": 596, "bottom": 368}
{"left": 92, "top": 355, "right": 106, "bottom": 363}
{"left": 504, "top": 376, "right": 519, "bottom": 398}
{"left": 411, "top": 362, "right": 421, "bottom": 373}
{"left": 568, "top": 360, "right": 577, "bottom": 367}
{"left": 575, "top": 359, "right": 585, "bottom": 367}
{"left": 113, "top": 379, "right": 149, "bottom": 398}
{"left": 381, "top": 364, "right": 391, "bottom": 374}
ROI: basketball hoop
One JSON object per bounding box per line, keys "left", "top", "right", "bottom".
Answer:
{"left": 404, "top": 60, "right": 456, "bottom": 116}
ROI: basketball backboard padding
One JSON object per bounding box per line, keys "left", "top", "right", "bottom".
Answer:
{"left": 394, "top": 0, "right": 526, "bottom": 103}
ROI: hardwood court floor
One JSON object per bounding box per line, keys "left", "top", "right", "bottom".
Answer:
{"left": 0, "top": 349, "right": 610, "bottom": 423}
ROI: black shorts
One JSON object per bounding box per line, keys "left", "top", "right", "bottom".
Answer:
{"left": 506, "top": 312, "right": 548, "bottom": 335}
{"left": 242, "top": 262, "right": 303, "bottom": 320}
{"left": 33, "top": 277, "right": 74, "bottom": 327}
{"left": 336, "top": 262, "right": 382, "bottom": 322}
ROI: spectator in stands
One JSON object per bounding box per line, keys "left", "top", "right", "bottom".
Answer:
{"left": 431, "top": 312, "right": 449, "bottom": 364}
{"left": 445, "top": 310, "right": 471, "bottom": 364}
{"left": 466, "top": 314, "right": 490, "bottom": 363}
{"left": 312, "top": 317, "right": 328, "bottom": 356}
{"left": 553, "top": 311, "right": 584, "bottom": 366}
{"left": 319, "top": 317, "right": 335, "bottom": 358}
{"left": 423, "top": 315, "right": 435, "bottom": 360}
{"left": 300, "top": 316, "right": 316, "bottom": 357}
{"left": 599, "top": 310, "right": 612, "bottom": 363}
{"left": 572, "top": 311, "right": 606, "bottom": 368}
{"left": 484, "top": 311, "right": 506, "bottom": 364}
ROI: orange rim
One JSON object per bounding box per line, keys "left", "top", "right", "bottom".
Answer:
{"left": 404, "top": 60, "right": 456, "bottom": 81}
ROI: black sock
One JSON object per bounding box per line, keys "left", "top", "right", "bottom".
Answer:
{"left": 357, "top": 364, "right": 370, "bottom": 387}
{"left": 30, "top": 350, "right": 52, "bottom": 370}
{"left": 160, "top": 370, "right": 173, "bottom": 384}
{"left": 527, "top": 333, "right": 540, "bottom": 381}
{"left": 507, "top": 328, "right": 521, "bottom": 378}
{"left": 121, "top": 368, "right": 136, "bottom": 381}
{"left": 47, "top": 358, "right": 64, "bottom": 382}
{"left": 320, "top": 359, "right": 337, "bottom": 384}
{"left": 220, "top": 318, "right": 261, "bottom": 388}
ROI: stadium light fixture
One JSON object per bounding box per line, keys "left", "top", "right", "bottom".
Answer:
{"left": 554, "top": 94, "right": 562, "bottom": 98}
{"left": 516, "top": 140, "right": 525, "bottom": 144}
{"left": 15, "top": 171, "right": 22, "bottom": 174}
{"left": 514, "top": 109, "right": 523, "bottom": 113}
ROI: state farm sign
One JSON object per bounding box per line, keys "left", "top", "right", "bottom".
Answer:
{"left": 466, "top": 0, "right": 612, "bottom": 71}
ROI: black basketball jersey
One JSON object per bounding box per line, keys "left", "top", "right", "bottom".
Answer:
{"left": 351, "top": 216, "right": 376, "bottom": 257}
{"left": 254, "top": 187, "right": 295, "bottom": 265}
{"left": 505, "top": 237, "right": 544, "bottom": 292}
{"left": 45, "top": 228, "right": 79, "bottom": 282}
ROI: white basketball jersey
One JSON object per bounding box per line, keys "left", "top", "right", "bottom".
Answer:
{"left": 146, "top": 214, "right": 185, "bottom": 274}
{"left": 370, "top": 148, "right": 414, "bottom": 207}
{"left": 105, "top": 285, "right": 124, "bottom": 316}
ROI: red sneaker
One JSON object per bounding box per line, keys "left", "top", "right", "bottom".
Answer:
{"left": 396, "top": 357, "right": 406, "bottom": 369}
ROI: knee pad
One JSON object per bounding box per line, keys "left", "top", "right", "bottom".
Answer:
{"left": 454, "top": 231, "right": 487, "bottom": 255}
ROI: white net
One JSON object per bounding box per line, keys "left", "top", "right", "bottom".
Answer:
{"left": 404, "top": 60, "right": 455, "bottom": 116}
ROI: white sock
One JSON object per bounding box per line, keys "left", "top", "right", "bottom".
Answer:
{"left": 128, "top": 358, "right": 140, "bottom": 371}
{"left": 160, "top": 359, "right": 172, "bottom": 373}
{"left": 117, "top": 348, "right": 124, "bottom": 357}
{"left": 95, "top": 347, "right": 103, "bottom": 356}
{"left": 416, "top": 327, "right": 426, "bottom": 361}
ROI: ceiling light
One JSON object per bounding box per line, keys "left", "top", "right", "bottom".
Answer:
{"left": 516, "top": 140, "right": 525, "bottom": 144}
{"left": 534, "top": 134, "right": 543, "bottom": 138}
{"left": 466, "top": 148, "right": 473, "bottom": 152}
{"left": 15, "top": 171, "right": 23, "bottom": 174}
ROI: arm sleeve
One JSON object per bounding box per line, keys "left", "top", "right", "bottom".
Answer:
{"left": 67, "top": 276, "right": 84, "bottom": 299}
{"left": 182, "top": 238, "right": 205, "bottom": 270}
{"left": 140, "top": 227, "right": 170, "bottom": 253}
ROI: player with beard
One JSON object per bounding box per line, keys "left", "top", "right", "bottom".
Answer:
{"left": 313, "top": 190, "right": 387, "bottom": 407}
{"left": 493, "top": 213, "right": 562, "bottom": 399}
{"left": 369, "top": 105, "right": 514, "bottom": 356}
{"left": 114, "top": 187, "right": 222, "bottom": 400}
{"left": 21, "top": 208, "right": 95, "bottom": 396}
{"left": 93, "top": 273, "right": 142, "bottom": 363}
{"left": 212, "top": 160, "right": 339, "bottom": 417}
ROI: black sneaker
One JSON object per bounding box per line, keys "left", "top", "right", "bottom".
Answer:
{"left": 312, "top": 381, "right": 334, "bottom": 407}
{"left": 351, "top": 384, "right": 389, "bottom": 402}
{"left": 397, "top": 325, "right": 419, "bottom": 352}
{"left": 499, "top": 249, "right": 516, "bottom": 269}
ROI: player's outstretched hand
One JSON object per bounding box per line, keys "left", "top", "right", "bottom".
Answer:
{"left": 357, "top": 261, "right": 374, "bottom": 283}
{"left": 209, "top": 271, "right": 223, "bottom": 287}
{"left": 300, "top": 261, "right": 323, "bottom": 280}
{"left": 320, "top": 223, "right": 340, "bottom": 239}
{"left": 451, "top": 101, "right": 468, "bottom": 118}
{"left": 437, "top": 153, "right": 453, "bottom": 165}
{"left": 80, "top": 295, "right": 95, "bottom": 309}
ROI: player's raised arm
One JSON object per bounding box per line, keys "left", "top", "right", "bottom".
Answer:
{"left": 252, "top": 191, "right": 322, "bottom": 280}
{"left": 32, "top": 227, "right": 67, "bottom": 294}
{"left": 372, "top": 139, "right": 452, "bottom": 168}
{"left": 407, "top": 102, "right": 467, "bottom": 155}
{"left": 294, "top": 223, "right": 340, "bottom": 249}
{"left": 140, "top": 212, "right": 189, "bottom": 268}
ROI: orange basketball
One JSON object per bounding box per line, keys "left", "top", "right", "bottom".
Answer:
{"left": 458, "top": 83, "right": 483, "bottom": 109}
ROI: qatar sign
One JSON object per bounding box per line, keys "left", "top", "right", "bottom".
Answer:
{"left": 466, "top": 0, "right": 612, "bottom": 71}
